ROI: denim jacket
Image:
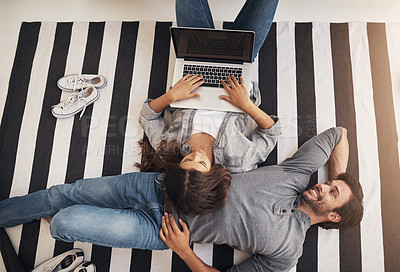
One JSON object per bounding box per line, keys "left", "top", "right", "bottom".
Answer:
{"left": 138, "top": 82, "right": 282, "bottom": 173}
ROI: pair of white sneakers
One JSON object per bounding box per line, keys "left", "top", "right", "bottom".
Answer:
{"left": 51, "top": 74, "right": 107, "bottom": 119}
{"left": 31, "top": 248, "right": 96, "bottom": 272}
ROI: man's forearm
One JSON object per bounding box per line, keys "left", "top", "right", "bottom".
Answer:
{"left": 328, "top": 127, "right": 349, "bottom": 180}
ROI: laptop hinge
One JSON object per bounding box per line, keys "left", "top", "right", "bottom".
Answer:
{"left": 183, "top": 57, "right": 244, "bottom": 65}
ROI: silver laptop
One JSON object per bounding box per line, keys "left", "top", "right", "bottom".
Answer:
{"left": 169, "top": 27, "right": 255, "bottom": 112}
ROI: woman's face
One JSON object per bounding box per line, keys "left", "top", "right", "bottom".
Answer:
{"left": 180, "top": 149, "right": 212, "bottom": 172}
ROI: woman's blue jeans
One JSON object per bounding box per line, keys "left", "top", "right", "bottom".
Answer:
{"left": 176, "top": 0, "right": 279, "bottom": 62}
{"left": 0, "top": 172, "right": 168, "bottom": 250}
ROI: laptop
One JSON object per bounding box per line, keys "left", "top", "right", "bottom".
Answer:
{"left": 169, "top": 27, "right": 255, "bottom": 112}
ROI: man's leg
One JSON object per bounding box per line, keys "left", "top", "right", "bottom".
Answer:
{"left": 231, "top": 0, "right": 279, "bottom": 61}
{"left": 50, "top": 204, "right": 168, "bottom": 250}
{"left": 176, "top": 0, "right": 215, "bottom": 28}
{"left": 0, "top": 172, "right": 163, "bottom": 228}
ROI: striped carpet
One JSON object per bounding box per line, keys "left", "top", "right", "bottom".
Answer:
{"left": 0, "top": 21, "right": 399, "bottom": 272}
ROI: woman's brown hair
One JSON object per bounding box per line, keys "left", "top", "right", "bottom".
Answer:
{"left": 135, "top": 139, "right": 232, "bottom": 215}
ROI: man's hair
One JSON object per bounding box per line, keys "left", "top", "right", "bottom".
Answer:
{"left": 318, "top": 172, "right": 364, "bottom": 230}
{"left": 165, "top": 165, "right": 232, "bottom": 215}
{"left": 135, "top": 139, "right": 232, "bottom": 215}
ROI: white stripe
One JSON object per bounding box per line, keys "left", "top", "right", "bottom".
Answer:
{"left": 251, "top": 54, "right": 259, "bottom": 83}
{"left": 35, "top": 22, "right": 89, "bottom": 266}
{"left": 349, "top": 21, "right": 385, "bottom": 271}
{"left": 233, "top": 249, "right": 251, "bottom": 266}
{"left": 150, "top": 250, "right": 173, "bottom": 272}
{"left": 276, "top": 22, "right": 298, "bottom": 272}
{"left": 76, "top": 21, "right": 122, "bottom": 262}
{"left": 109, "top": 248, "right": 132, "bottom": 271}
{"left": 193, "top": 244, "right": 213, "bottom": 266}
{"left": 6, "top": 22, "right": 56, "bottom": 257}
{"left": 0, "top": 251, "right": 6, "bottom": 272}
{"left": 83, "top": 21, "right": 121, "bottom": 179}
{"left": 386, "top": 22, "right": 400, "bottom": 166}
{"left": 277, "top": 21, "right": 298, "bottom": 164}
{"left": 121, "top": 21, "right": 156, "bottom": 174}
{"left": 313, "top": 22, "right": 340, "bottom": 272}
{"left": 167, "top": 23, "right": 176, "bottom": 95}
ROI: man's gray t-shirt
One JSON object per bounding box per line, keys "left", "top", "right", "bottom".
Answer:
{"left": 175, "top": 127, "right": 343, "bottom": 272}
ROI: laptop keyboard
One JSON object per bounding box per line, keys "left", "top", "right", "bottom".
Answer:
{"left": 183, "top": 64, "right": 242, "bottom": 88}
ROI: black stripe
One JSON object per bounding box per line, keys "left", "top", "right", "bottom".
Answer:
{"left": 54, "top": 22, "right": 105, "bottom": 256}
{"left": 101, "top": 21, "right": 138, "bottom": 176}
{"left": 294, "top": 23, "right": 318, "bottom": 272}
{"left": 130, "top": 249, "right": 152, "bottom": 272}
{"left": 367, "top": 23, "right": 400, "bottom": 272}
{"left": 258, "top": 23, "right": 277, "bottom": 167}
{"left": 90, "top": 21, "right": 140, "bottom": 272}
{"left": 147, "top": 22, "right": 172, "bottom": 100}
{"left": 212, "top": 244, "right": 234, "bottom": 271}
{"left": 223, "top": 21, "right": 233, "bottom": 29}
{"left": 172, "top": 252, "right": 191, "bottom": 271}
{"left": 18, "top": 22, "right": 73, "bottom": 271}
{"left": 0, "top": 22, "right": 41, "bottom": 202}
{"left": 330, "top": 23, "right": 362, "bottom": 272}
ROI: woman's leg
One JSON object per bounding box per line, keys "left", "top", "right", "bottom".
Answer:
{"left": 0, "top": 172, "right": 164, "bottom": 228}
{"left": 231, "top": 0, "right": 279, "bottom": 61}
{"left": 176, "top": 0, "right": 215, "bottom": 28}
{"left": 50, "top": 204, "right": 168, "bottom": 250}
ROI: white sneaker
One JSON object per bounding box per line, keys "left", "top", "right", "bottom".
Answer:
{"left": 73, "top": 261, "right": 96, "bottom": 272}
{"left": 51, "top": 86, "right": 99, "bottom": 119}
{"left": 31, "top": 248, "right": 84, "bottom": 272}
{"left": 57, "top": 74, "right": 106, "bottom": 92}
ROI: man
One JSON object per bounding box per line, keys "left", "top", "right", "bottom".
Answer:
{"left": 0, "top": 127, "right": 363, "bottom": 271}
{"left": 159, "top": 127, "right": 364, "bottom": 271}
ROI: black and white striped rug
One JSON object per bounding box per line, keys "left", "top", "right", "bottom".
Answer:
{"left": 1, "top": 21, "right": 399, "bottom": 272}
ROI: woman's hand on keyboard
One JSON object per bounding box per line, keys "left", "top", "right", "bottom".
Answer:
{"left": 220, "top": 75, "right": 252, "bottom": 111}
{"left": 221, "top": 75, "right": 276, "bottom": 129}
{"left": 167, "top": 74, "right": 204, "bottom": 102}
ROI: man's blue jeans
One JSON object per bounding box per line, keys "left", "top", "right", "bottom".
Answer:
{"left": 176, "top": 0, "right": 279, "bottom": 62}
{"left": 0, "top": 172, "right": 168, "bottom": 250}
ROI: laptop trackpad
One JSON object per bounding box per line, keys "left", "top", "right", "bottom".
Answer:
{"left": 197, "top": 91, "right": 221, "bottom": 107}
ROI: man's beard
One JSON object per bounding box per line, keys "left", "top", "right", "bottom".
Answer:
{"left": 301, "top": 192, "right": 331, "bottom": 216}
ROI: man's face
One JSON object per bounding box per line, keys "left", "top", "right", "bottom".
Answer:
{"left": 301, "top": 180, "right": 353, "bottom": 217}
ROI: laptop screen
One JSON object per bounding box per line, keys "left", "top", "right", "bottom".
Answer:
{"left": 170, "top": 27, "right": 254, "bottom": 63}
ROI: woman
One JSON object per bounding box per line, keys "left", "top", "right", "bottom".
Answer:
{"left": 136, "top": 0, "right": 282, "bottom": 216}
{"left": 137, "top": 73, "right": 281, "bottom": 215}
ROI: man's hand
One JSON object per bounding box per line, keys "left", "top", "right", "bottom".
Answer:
{"left": 219, "top": 75, "right": 253, "bottom": 111}
{"left": 159, "top": 213, "right": 191, "bottom": 257}
{"left": 167, "top": 74, "right": 204, "bottom": 102}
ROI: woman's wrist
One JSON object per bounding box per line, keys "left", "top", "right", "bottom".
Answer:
{"left": 149, "top": 93, "right": 175, "bottom": 112}
{"left": 165, "top": 91, "right": 176, "bottom": 104}
{"left": 241, "top": 100, "right": 256, "bottom": 113}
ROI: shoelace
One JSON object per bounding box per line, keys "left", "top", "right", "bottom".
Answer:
{"left": 53, "top": 93, "right": 88, "bottom": 120}
{"left": 66, "top": 75, "right": 88, "bottom": 92}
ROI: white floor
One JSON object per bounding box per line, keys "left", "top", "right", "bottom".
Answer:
{"left": 0, "top": 0, "right": 399, "bottom": 117}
